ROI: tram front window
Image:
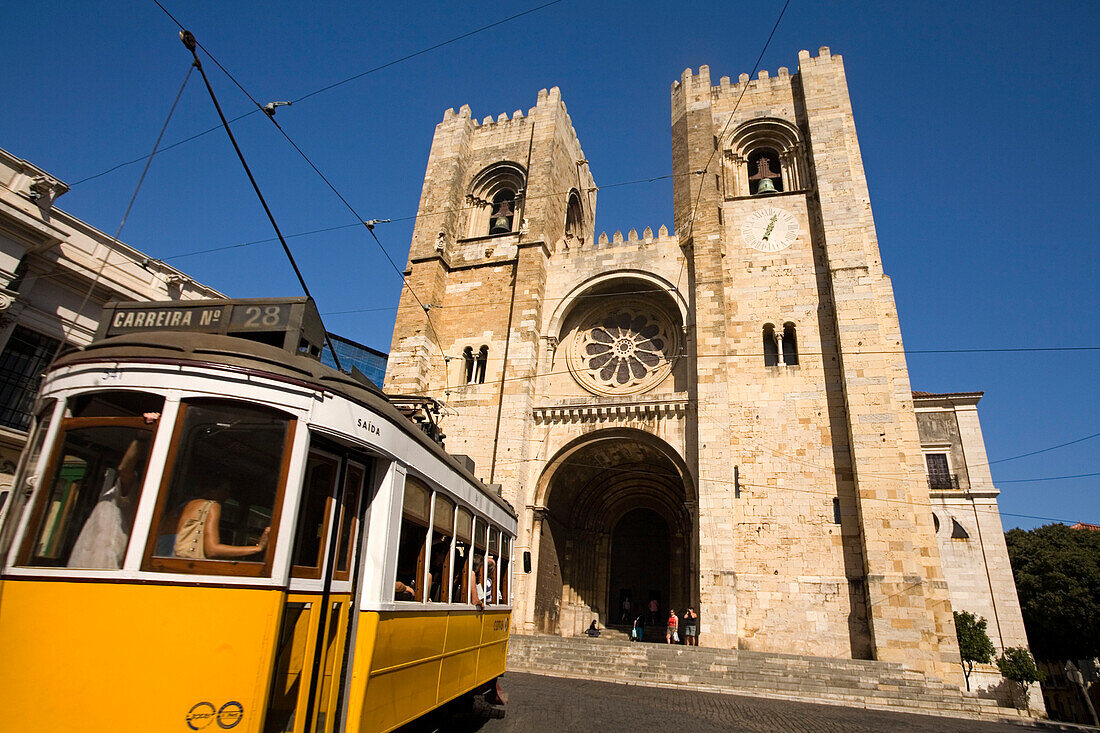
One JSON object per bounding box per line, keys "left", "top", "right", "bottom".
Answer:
{"left": 19, "top": 391, "right": 163, "bottom": 570}
{"left": 147, "top": 400, "right": 292, "bottom": 576}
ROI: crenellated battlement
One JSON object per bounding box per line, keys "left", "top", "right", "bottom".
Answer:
{"left": 671, "top": 47, "right": 840, "bottom": 99}
{"left": 439, "top": 85, "right": 576, "bottom": 133}
{"left": 560, "top": 225, "right": 676, "bottom": 254}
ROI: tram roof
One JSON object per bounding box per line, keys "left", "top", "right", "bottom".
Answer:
{"left": 50, "top": 330, "right": 516, "bottom": 519}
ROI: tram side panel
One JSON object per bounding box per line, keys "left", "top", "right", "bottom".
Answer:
{"left": 0, "top": 581, "right": 282, "bottom": 732}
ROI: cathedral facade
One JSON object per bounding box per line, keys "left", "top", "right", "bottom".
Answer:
{"left": 384, "top": 48, "right": 1026, "bottom": 687}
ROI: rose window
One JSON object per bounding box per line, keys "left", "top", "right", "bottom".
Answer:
{"left": 567, "top": 300, "right": 679, "bottom": 396}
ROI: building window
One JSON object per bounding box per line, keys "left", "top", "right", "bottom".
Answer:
{"left": 951, "top": 518, "right": 970, "bottom": 540}
{"left": 489, "top": 190, "right": 516, "bottom": 234}
{"left": 925, "top": 453, "right": 957, "bottom": 490}
{"left": 763, "top": 324, "right": 779, "bottom": 367}
{"left": 748, "top": 148, "right": 783, "bottom": 194}
{"left": 463, "top": 346, "right": 488, "bottom": 384}
{"left": 782, "top": 322, "right": 799, "bottom": 365}
{"left": 832, "top": 498, "right": 841, "bottom": 524}
{"left": 933, "top": 513, "right": 941, "bottom": 532}
{"left": 722, "top": 117, "right": 806, "bottom": 198}
{"left": 465, "top": 162, "right": 527, "bottom": 238}
{"left": 0, "top": 326, "right": 63, "bottom": 431}
{"left": 564, "top": 190, "right": 584, "bottom": 246}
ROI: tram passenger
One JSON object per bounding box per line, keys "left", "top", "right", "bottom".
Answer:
{"left": 470, "top": 554, "right": 486, "bottom": 610}
{"left": 173, "top": 479, "right": 270, "bottom": 560}
{"left": 68, "top": 412, "right": 160, "bottom": 569}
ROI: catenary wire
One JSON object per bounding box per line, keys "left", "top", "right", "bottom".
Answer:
{"left": 684, "top": 0, "right": 791, "bottom": 241}
{"left": 52, "top": 63, "right": 195, "bottom": 359}
{"left": 71, "top": 0, "right": 565, "bottom": 186}
{"left": 486, "top": 452, "right": 1094, "bottom": 526}
{"left": 152, "top": 1, "right": 450, "bottom": 372}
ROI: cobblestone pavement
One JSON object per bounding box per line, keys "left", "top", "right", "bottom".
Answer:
{"left": 407, "top": 672, "right": 1049, "bottom": 733}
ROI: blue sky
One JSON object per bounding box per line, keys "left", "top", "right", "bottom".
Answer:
{"left": 2, "top": 1, "right": 1096, "bottom": 530}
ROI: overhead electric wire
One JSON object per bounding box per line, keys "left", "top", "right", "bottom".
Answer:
{"left": 684, "top": 0, "right": 791, "bottom": 241}
{"left": 176, "top": 27, "right": 342, "bottom": 371}
{"left": 153, "top": 1, "right": 449, "bottom": 370}
{"left": 487, "top": 453, "right": 1095, "bottom": 526}
{"left": 72, "top": 0, "right": 564, "bottom": 187}
{"left": 52, "top": 63, "right": 195, "bottom": 359}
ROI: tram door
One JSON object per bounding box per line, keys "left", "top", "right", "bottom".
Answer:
{"left": 265, "top": 446, "right": 371, "bottom": 733}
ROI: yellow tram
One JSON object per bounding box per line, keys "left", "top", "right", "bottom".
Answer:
{"left": 0, "top": 297, "right": 516, "bottom": 733}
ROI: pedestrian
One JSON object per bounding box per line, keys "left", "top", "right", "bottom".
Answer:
{"left": 585, "top": 619, "right": 601, "bottom": 637}
{"left": 648, "top": 597, "right": 659, "bottom": 625}
{"left": 683, "top": 607, "right": 698, "bottom": 646}
{"left": 631, "top": 614, "right": 644, "bottom": 642}
{"left": 666, "top": 608, "right": 679, "bottom": 644}
{"left": 621, "top": 595, "right": 632, "bottom": 624}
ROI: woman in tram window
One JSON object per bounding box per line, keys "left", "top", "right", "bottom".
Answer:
{"left": 174, "top": 477, "right": 270, "bottom": 560}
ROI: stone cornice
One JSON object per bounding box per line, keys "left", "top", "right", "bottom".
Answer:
{"left": 533, "top": 397, "right": 689, "bottom": 424}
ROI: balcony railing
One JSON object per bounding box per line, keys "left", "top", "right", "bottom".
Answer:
{"left": 927, "top": 473, "right": 959, "bottom": 491}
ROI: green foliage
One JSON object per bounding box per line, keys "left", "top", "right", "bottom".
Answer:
{"left": 996, "top": 647, "right": 1043, "bottom": 685}
{"left": 1004, "top": 524, "right": 1100, "bottom": 661}
{"left": 954, "top": 610, "right": 996, "bottom": 690}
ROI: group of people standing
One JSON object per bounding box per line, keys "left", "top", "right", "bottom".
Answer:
{"left": 626, "top": 603, "right": 698, "bottom": 645}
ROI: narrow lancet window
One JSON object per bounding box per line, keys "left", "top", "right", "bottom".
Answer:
{"left": 782, "top": 322, "right": 798, "bottom": 366}
{"left": 763, "top": 324, "right": 779, "bottom": 367}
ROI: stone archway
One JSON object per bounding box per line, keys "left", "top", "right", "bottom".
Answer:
{"left": 531, "top": 429, "right": 694, "bottom": 636}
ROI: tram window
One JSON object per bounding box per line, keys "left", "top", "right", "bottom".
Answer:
{"left": 290, "top": 452, "right": 338, "bottom": 578}
{"left": 394, "top": 477, "right": 430, "bottom": 601}
{"left": 452, "top": 506, "right": 472, "bottom": 604}
{"left": 471, "top": 519, "right": 487, "bottom": 606}
{"left": 19, "top": 393, "right": 163, "bottom": 569}
{"left": 146, "top": 400, "right": 291, "bottom": 577}
{"left": 334, "top": 462, "right": 366, "bottom": 581}
{"left": 487, "top": 527, "right": 500, "bottom": 605}
{"left": 499, "top": 535, "right": 511, "bottom": 604}
{"left": 67, "top": 391, "right": 164, "bottom": 419}
{"left": 0, "top": 399, "right": 55, "bottom": 555}
{"left": 429, "top": 493, "right": 455, "bottom": 602}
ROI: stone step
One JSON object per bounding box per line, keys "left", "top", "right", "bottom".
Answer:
{"left": 507, "top": 634, "right": 1028, "bottom": 723}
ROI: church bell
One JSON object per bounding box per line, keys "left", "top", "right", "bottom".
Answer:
{"left": 755, "top": 177, "right": 778, "bottom": 195}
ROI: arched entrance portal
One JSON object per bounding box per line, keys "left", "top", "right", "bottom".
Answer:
{"left": 532, "top": 430, "right": 694, "bottom": 636}
{"left": 610, "top": 509, "right": 670, "bottom": 624}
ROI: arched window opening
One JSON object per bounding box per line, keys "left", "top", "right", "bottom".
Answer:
{"left": 748, "top": 148, "right": 783, "bottom": 194}
{"left": 475, "top": 345, "right": 488, "bottom": 384}
{"left": 763, "top": 324, "right": 779, "bottom": 367}
{"left": 463, "top": 346, "right": 475, "bottom": 384}
{"left": 950, "top": 518, "right": 970, "bottom": 540}
{"left": 466, "top": 162, "right": 527, "bottom": 239}
{"left": 489, "top": 190, "right": 516, "bottom": 235}
{"left": 782, "top": 322, "right": 799, "bottom": 365}
{"left": 723, "top": 118, "right": 804, "bottom": 198}
{"left": 564, "top": 191, "right": 584, "bottom": 245}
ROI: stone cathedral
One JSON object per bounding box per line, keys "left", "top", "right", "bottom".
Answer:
{"left": 385, "top": 48, "right": 1030, "bottom": 687}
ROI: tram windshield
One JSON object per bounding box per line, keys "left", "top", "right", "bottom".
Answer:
{"left": 146, "top": 399, "right": 291, "bottom": 577}
{"left": 19, "top": 391, "right": 163, "bottom": 570}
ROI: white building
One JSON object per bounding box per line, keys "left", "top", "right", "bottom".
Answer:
{"left": 0, "top": 146, "right": 222, "bottom": 497}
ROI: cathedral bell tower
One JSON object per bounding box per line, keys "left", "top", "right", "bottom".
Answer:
{"left": 671, "top": 50, "right": 960, "bottom": 684}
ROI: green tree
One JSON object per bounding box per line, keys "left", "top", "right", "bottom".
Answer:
{"left": 997, "top": 647, "right": 1043, "bottom": 709}
{"left": 954, "top": 610, "right": 996, "bottom": 691}
{"left": 1004, "top": 524, "right": 1100, "bottom": 661}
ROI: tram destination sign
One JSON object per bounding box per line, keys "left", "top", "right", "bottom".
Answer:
{"left": 96, "top": 297, "right": 326, "bottom": 359}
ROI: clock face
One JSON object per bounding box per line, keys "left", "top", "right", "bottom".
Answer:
{"left": 741, "top": 206, "right": 799, "bottom": 252}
